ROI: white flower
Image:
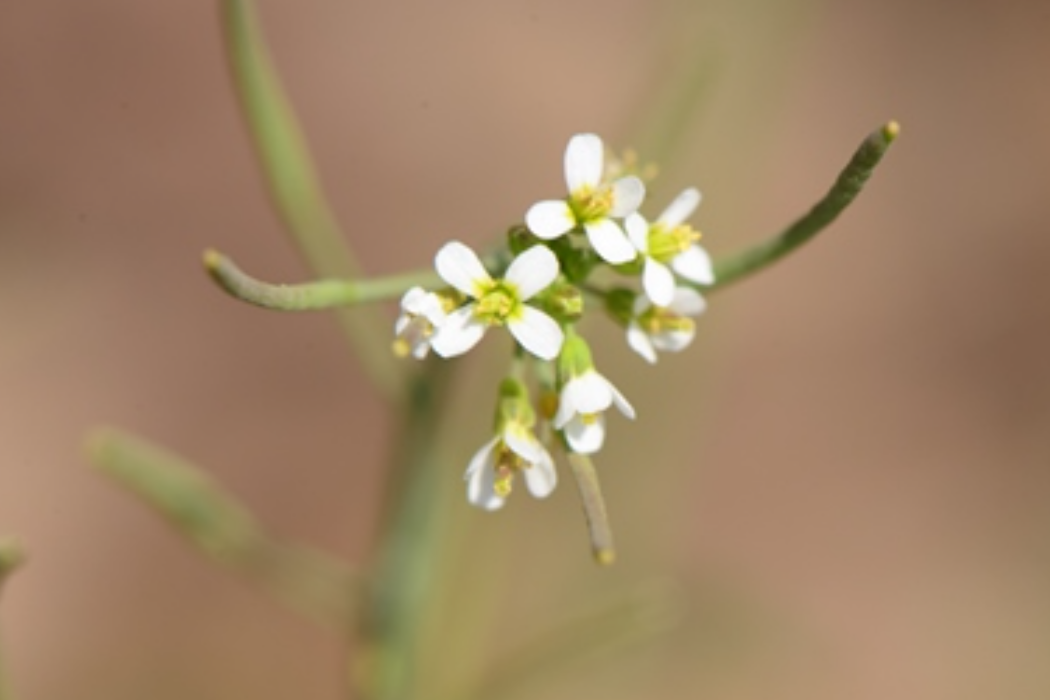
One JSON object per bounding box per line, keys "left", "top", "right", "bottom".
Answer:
{"left": 625, "top": 187, "right": 715, "bottom": 306}
{"left": 465, "top": 422, "right": 557, "bottom": 511}
{"left": 626, "top": 287, "right": 707, "bottom": 364}
{"left": 553, "top": 369, "right": 635, "bottom": 455}
{"left": 430, "top": 242, "right": 565, "bottom": 360}
{"left": 392, "top": 286, "right": 448, "bottom": 359}
{"left": 525, "top": 133, "right": 645, "bottom": 265}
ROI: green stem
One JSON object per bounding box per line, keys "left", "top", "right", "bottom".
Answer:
{"left": 709, "top": 121, "right": 900, "bottom": 291}
{"left": 360, "top": 360, "right": 457, "bottom": 700}
{"left": 204, "top": 249, "right": 441, "bottom": 311}
{"left": 567, "top": 453, "right": 616, "bottom": 565}
{"left": 219, "top": 0, "right": 401, "bottom": 398}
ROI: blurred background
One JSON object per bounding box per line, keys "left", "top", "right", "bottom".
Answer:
{"left": 2, "top": 0, "right": 1049, "bottom": 698}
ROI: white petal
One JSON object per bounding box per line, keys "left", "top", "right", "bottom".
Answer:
{"left": 672, "top": 245, "right": 715, "bottom": 285}
{"left": 418, "top": 295, "right": 447, "bottom": 326}
{"left": 564, "top": 414, "right": 605, "bottom": 454}
{"left": 631, "top": 293, "right": 652, "bottom": 315}
{"left": 552, "top": 388, "right": 575, "bottom": 429}
{"left": 435, "top": 241, "right": 491, "bottom": 297}
{"left": 504, "top": 245, "right": 559, "bottom": 300}
{"left": 522, "top": 448, "right": 557, "bottom": 498}
{"left": 508, "top": 306, "right": 564, "bottom": 361}
{"left": 642, "top": 259, "right": 676, "bottom": 307}
{"left": 609, "top": 176, "right": 646, "bottom": 217}
{"left": 465, "top": 437, "right": 499, "bottom": 478}
{"left": 650, "top": 327, "right": 695, "bottom": 353}
{"left": 394, "top": 314, "right": 410, "bottom": 335}
{"left": 657, "top": 188, "right": 701, "bottom": 228}
{"left": 669, "top": 287, "right": 707, "bottom": 316}
{"left": 626, "top": 324, "right": 658, "bottom": 364}
{"left": 625, "top": 213, "right": 650, "bottom": 253}
{"left": 607, "top": 379, "right": 636, "bottom": 419}
{"left": 429, "top": 305, "right": 487, "bottom": 357}
{"left": 503, "top": 424, "right": 543, "bottom": 464}
{"left": 465, "top": 439, "right": 504, "bottom": 511}
{"left": 584, "top": 219, "right": 637, "bottom": 264}
{"left": 411, "top": 342, "right": 431, "bottom": 360}
{"left": 400, "top": 286, "right": 429, "bottom": 313}
{"left": 526, "top": 200, "right": 576, "bottom": 239}
{"left": 569, "top": 372, "right": 614, "bottom": 414}
{"left": 564, "top": 133, "right": 603, "bottom": 192}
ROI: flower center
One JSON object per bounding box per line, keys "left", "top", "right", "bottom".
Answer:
{"left": 647, "top": 224, "right": 701, "bottom": 263}
{"left": 474, "top": 282, "right": 521, "bottom": 325}
{"left": 569, "top": 185, "right": 615, "bottom": 224}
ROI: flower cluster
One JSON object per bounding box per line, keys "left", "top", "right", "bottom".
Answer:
{"left": 393, "top": 133, "right": 714, "bottom": 509}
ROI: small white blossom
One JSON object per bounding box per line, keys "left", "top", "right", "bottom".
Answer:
{"left": 392, "top": 286, "right": 448, "bottom": 359}
{"left": 430, "top": 242, "right": 565, "bottom": 360}
{"left": 625, "top": 188, "right": 715, "bottom": 306}
{"left": 553, "top": 369, "right": 635, "bottom": 455}
{"left": 626, "top": 287, "right": 707, "bottom": 364}
{"left": 525, "top": 133, "right": 645, "bottom": 265}
{"left": 465, "top": 418, "right": 557, "bottom": 511}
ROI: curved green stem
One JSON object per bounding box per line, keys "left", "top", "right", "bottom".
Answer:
{"left": 204, "top": 249, "right": 441, "bottom": 311}
{"left": 709, "top": 121, "right": 900, "bottom": 291}
{"left": 219, "top": 0, "right": 401, "bottom": 397}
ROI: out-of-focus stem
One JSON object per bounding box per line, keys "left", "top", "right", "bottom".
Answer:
{"left": 219, "top": 0, "right": 401, "bottom": 398}
{"left": 204, "top": 249, "right": 441, "bottom": 311}
{"left": 86, "top": 428, "right": 361, "bottom": 633}
{"left": 709, "top": 121, "right": 900, "bottom": 291}
{"left": 359, "top": 360, "right": 456, "bottom": 700}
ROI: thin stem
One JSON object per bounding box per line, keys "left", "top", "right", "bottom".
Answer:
{"left": 204, "top": 249, "right": 441, "bottom": 311}
{"left": 219, "top": 0, "right": 401, "bottom": 398}
{"left": 566, "top": 453, "right": 616, "bottom": 565}
{"left": 86, "top": 428, "right": 361, "bottom": 634}
{"left": 708, "top": 121, "right": 900, "bottom": 291}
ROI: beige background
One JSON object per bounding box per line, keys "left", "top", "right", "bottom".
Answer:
{"left": 2, "top": 1, "right": 1049, "bottom": 698}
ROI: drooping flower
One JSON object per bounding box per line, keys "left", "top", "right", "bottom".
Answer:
{"left": 626, "top": 287, "right": 707, "bottom": 364}
{"left": 525, "top": 133, "right": 645, "bottom": 265}
{"left": 392, "top": 286, "right": 451, "bottom": 359}
{"left": 553, "top": 333, "right": 635, "bottom": 454}
{"left": 429, "top": 242, "right": 564, "bottom": 360}
{"left": 465, "top": 378, "right": 557, "bottom": 511}
{"left": 625, "top": 187, "right": 715, "bottom": 306}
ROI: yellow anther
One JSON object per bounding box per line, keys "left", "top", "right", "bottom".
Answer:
{"left": 570, "top": 186, "right": 615, "bottom": 223}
